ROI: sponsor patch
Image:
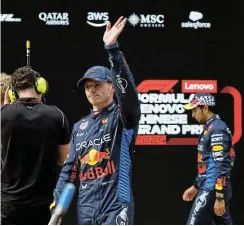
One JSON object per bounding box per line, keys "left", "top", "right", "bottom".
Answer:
{"left": 212, "top": 145, "right": 224, "bottom": 152}
{"left": 80, "top": 121, "right": 88, "bottom": 130}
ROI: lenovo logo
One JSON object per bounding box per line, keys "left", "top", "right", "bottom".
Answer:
{"left": 182, "top": 80, "right": 217, "bottom": 93}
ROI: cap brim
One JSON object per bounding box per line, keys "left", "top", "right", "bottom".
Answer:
{"left": 184, "top": 103, "right": 196, "bottom": 110}
{"left": 76, "top": 77, "right": 88, "bottom": 87}
{"left": 77, "top": 77, "right": 107, "bottom": 87}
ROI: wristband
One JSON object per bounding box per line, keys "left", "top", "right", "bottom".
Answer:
{"left": 216, "top": 196, "right": 224, "bottom": 201}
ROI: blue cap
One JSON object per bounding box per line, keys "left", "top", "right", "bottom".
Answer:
{"left": 77, "top": 66, "right": 112, "bottom": 87}
{"left": 184, "top": 93, "right": 216, "bottom": 110}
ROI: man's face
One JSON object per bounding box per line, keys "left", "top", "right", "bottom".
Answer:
{"left": 84, "top": 79, "right": 114, "bottom": 107}
{"left": 191, "top": 106, "right": 208, "bottom": 124}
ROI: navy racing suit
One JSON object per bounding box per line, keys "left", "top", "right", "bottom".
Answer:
{"left": 53, "top": 43, "right": 141, "bottom": 225}
{"left": 187, "top": 114, "right": 235, "bottom": 225}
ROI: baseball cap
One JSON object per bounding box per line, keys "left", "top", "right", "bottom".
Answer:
{"left": 77, "top": 66, "right": 112, "bottom": 87}
{"left": 184, "top": 93, "right": 216, "bottom": 110}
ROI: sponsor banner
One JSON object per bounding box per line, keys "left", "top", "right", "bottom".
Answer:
{"left": 136, "top": 80, "right": 242, "bottom": 146}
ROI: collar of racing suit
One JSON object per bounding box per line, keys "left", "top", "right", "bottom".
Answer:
{"left": 91, "top": 101, "right": 116, "bottom": 119}
{"left": 203, "top": 114, "right": 220, "bottom": 129}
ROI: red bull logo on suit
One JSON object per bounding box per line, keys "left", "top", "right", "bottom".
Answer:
{"left": 79, "top": 148, "right": 115, "bottom": 181}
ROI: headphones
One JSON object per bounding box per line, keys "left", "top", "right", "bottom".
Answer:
{"left": 8, "top": 69, "right": 49, "bottom": 102}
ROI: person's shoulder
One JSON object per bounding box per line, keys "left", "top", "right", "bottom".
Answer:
{"left": 211, "top": 115, "right": 231, "bottom": 136}
{"left": 42, "top": 104, "right": 68, "bottom": 124}
{"left": 1, "top": 103, "right": 10, "bottom": 109}
{"left": 1, "top": 102, "right": 19, "bottom": 112}
{"left": 213, "top": 115, "right": 228, "bottom": 130}
{"left": 44, "top": 104, "right": 66, "bottom": 115}
{"left": 1, "top": 104, "right": 10, "bottom": 115}
{"left": 1, "top": 103, "right": 26, "bottom": 121}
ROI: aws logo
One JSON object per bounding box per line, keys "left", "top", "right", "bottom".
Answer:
{"left": 86, "top": 12, "right": 109, "bottom": 27}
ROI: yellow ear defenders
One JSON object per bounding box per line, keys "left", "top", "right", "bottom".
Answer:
{"left": 8, "top": 69, "right": 49, "bottom": 102}
{"left": 34, "top": 75, "right": 49, "bottom": 94}
{"left": 8, "top": 88, "right": 17, "bottom": 102}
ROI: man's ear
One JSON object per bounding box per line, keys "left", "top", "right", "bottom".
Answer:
{"left": 204, "top": 105, "right": 209, "bottom": 113}
{"left": 110, "top": 83, "right": 114, "bottom": 91}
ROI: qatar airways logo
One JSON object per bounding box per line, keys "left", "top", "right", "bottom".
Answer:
{"left": 39, "top": 12, "right": 69, "bottom": 26}
{"left": 136, "top": 80, "right": 242, "bottom": 146}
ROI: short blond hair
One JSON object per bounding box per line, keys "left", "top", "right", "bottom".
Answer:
{"left": 1, "top": 72, "right": 12, "bottom": 103}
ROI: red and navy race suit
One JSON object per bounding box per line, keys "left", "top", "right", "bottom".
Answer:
{"left": 53, "top": 43, "right": 141, "bottom": 225}
{"left": 187, "top": 114, "right": 235, "bottom": 225}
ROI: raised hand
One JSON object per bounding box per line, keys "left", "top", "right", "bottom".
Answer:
{"left": 103, "top": 16, "right": 127, "bottom": 46}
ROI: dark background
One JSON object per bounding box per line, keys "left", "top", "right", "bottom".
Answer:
{"left": 1, "top": 0, "right": 243, "bottom": 224}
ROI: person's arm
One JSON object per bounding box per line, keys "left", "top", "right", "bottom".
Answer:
{"left": 57, "top": 112, "right": 70, "bottom": 165}
{"left": 57, "top": 144, "right": 70, "bottom": 166}
{"left": 51, "top": 123, "right": 79, "bottom": 209}
{"left": 193, "top": 177, "right": 199, "bottom": 189}
{"left": 103, "top": 16, "right": 141, "bottom": 129}
{"left": 210, "top": 128, "right": 233, "bottom": 199}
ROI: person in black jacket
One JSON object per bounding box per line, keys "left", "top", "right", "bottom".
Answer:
{"left": 1, "top": 66, "right": 70, "bottom": 225}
